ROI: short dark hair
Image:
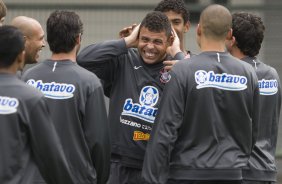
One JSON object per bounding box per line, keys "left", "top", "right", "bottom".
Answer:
{"left": 47, "top": 10, "right": 83, "bottom": 54}
{"left": 0, "top": 26, "right": 25, "bottom": 68}
{"left": 232, "top": 12, "right": 265, "bottom": 57}
{"left": 154, "top": 0, "right": 190, "bottom": 24}
{"left": 140, "top": 11, "right": 172, "bottom": 38}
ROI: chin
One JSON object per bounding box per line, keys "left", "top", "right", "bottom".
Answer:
{"left": 143, "top": 59, "right": 158, "bottom": 65}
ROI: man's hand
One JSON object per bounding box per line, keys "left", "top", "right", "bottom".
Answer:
{"left": 119, "top": 23, "right": 137, "bottom": 38}
{"left": 166, "top": 27, "right": 182, "bottom": 57}
{"left": 124, "top": 24, "right": 140, "bottom": 48}
{"left": 163, "top": 60, "right": 179, "bottom": 71}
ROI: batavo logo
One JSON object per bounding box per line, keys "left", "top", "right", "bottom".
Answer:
{"left": 122, "top": 86, "right": 159, "bottom": 123}
{"left": 26, "top": 79, "right": 75, "bottom": 99}
{"left": 133, "top": 131, "right": 150, "bottom": 141}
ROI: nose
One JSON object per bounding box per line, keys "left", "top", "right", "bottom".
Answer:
{"left": 42, "top": 39, "right": 46, "bottom": 48}
{"left": 146, "top": 42, "right": 154, "bottom": 49}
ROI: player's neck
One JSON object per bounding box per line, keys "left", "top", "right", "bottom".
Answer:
{"left": 0, "top": 64, "right": 18, "bottom": 74}
{"left": 200, "top": 38, "right": 226, "bottom": 52}
{"left": 232, "top": 49, "right": 246, "bottom": 60}
{"left": 51, "top": 50, "right": 76, "bottom": 62}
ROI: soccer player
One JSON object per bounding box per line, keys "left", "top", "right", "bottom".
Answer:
{"left": 155, "top": 0, "right": 193, "bottom": 71}
{"left": 22, "top": 10, "right": 110, "bottom": 184}
{"left": 226, "top": 12, "right": 281, "bottom": 184}
{"left": 0, "top": 25, "right": 76, "bottom": 184}
{"left": 77, "top": 11, "right": 184, "bottom": 184}
{"left": 154, "top": 0, "right": 191, "bottom": 57}
{"left": 11, "top": 16, "right": 45, "bottom": 65}
{"left": 119, "top": 0, "right": 192, "bottom": 71}
{"left": 142, "top": 5, "right": 260, "bottom": 184}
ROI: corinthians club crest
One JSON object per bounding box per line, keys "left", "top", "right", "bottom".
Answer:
{"left": 160, "top": 68, "right": 171, "bottom": 83}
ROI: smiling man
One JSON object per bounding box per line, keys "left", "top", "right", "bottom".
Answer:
{"left": 77, "top": 11, "right": 185, "bottom": 184}
{"left": 154, "top": 0, "right": 191, "bottom": 57}
{"left": 11, "top": 16, "right": 45, "bottom": 65}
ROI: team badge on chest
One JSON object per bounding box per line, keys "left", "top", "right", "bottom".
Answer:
{"left": 121, "top": 86, "right": 159, "bottom": 123}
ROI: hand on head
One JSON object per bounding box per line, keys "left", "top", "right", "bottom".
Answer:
{"left": 119, "top": 23, "right": 138, "bottom": 38}
{"left": 166, "top": 27, "right": 181, "bottom": 57}
{"left": 124, "top": 23, "right": 140, "bottom": 48}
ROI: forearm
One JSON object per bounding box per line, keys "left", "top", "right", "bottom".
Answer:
{"left": 77, "top": 39, "right": 128, "bottom": 68}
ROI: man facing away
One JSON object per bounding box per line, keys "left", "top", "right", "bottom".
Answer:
{"left": 226, "top": 12, "right": 281, "bottom": 184}
{"left": 22, "top": 10, "right": 110, "bottom": 184}
{"left": 0, "top": 25, "right": 76, "bottom": 184}
{"left": 77, "top": 11, "right": 184, "bottom": 184}
{"left": 142, "top": 4, "right": 260, "bottom": 184}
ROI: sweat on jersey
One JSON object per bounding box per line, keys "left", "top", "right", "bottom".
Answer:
{"left": 21, "top": 60, "right": 110, "bottom": 184}
{"left": 142, "top": 51, "right": 260, "bottom": 183}
{"left": 0, "top": 73, "right": 76, "bottom": 184}
{"left": 77, "top": 39, "right": 185, "bottom": 168}
{"left": 241, "top": 56, "right": 281, "bottom": 182}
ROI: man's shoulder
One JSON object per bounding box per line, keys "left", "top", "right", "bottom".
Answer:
{"left": 15, "top": 80, "right": 44, "bottom": 101}
{"left": 22, "top": 62, "right": 46, "bottom": 78}
{"left": 74, "top": 64, "right": 100, "bottom": 80}
{"left": 72, "top": 64, "right": 103, "bottom": 88}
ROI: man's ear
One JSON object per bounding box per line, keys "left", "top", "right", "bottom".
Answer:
{"left": 76, "top": 33, "right": 82, "bottom": 44}
{"left": 226, "top": 29, "right": 236, "bottom": 47}
{"left": 16, "top": 50, "right": 25, "bottom": 71}
{"left": 196, "top": 24, "right": 201, "bottom": 36}
{"left": 184, "top": 21, "right": 190, "bottom": 33}
{"left": 23, "top": 35, "right": 29, "bottom": 48}
{"left": 226, "top": 28, "right": 233, "bottom": 40}
{"left": 168, "top": 34, "right": 174, "bottom": 46}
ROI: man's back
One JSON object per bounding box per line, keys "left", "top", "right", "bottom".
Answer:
{"left": 22, "top": 60, "right": 110, "bottom": 184}
{"left": 169, "top": 52, "right": 258, "bottom": 172}
{"left": 142, "top": 51, "right": 260, "bottom": 182}
{"left": 0, "top": 74, "right": 43, "bottom": 184}
{"left": 241, "top": 57, "right": 281, "bottom": 181}
{"left": 0, "top": 73, "right": 75, "bottom": 184}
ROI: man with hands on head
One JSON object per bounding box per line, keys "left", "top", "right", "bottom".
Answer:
{"left": 119, "top": 0, "right": 191, "bottom": 72}
{"left": 77, "top": 11, "right": 185, "bottom": 184}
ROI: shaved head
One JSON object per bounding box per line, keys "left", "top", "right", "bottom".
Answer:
{"left": 10, "top": 16, "right": 45, "bottom": 64}
{"left": 11, "top": 16, "right": 42, "bottom": 38}
{"left": 200, "top": 4, "right": 231, "bottom": 40}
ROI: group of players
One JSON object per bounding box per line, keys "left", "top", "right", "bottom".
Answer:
{"left": 0, "top": 0, "right": 281, "bottom": 184}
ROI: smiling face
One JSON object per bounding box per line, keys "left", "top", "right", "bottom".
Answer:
{"left": 164, "top": 10, "right": 189, "bottom": 45}
{"left": 138, "top": 26, "right": 172, "bottom": 65}
{"left": 25, "top": 23, "right": 45, "bottom": 64}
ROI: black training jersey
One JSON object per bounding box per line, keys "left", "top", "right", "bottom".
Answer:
{"left": 0, "top": 73, "right": 76, "bottom": 184}
{"left": 22, "top": 60, "right": 110, "bottom": 184}
{"left": 142, "top": 51, "right": 260, "bottom": 183}
{"left": 77, "top": 39, "right": 185, "bottom": 168}
{"left": 241, "top": 56, "right": 281, "bottom": 182}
